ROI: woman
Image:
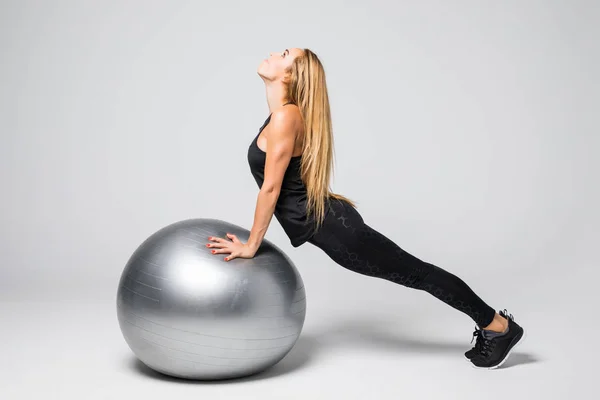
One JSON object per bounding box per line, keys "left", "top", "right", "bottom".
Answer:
{"left": 205, "top": 48, "right": 525, "bottom": 369}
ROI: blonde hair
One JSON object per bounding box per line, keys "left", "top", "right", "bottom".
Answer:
{"left": 284, "top": 48, "right": 356, "bottom": 228}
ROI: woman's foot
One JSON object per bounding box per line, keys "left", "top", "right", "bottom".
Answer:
{"left": 464, "top": 310, "right": 509, "bottom": 360}
{"left": 467, "top": 309, "right": 525, "bottom": 369}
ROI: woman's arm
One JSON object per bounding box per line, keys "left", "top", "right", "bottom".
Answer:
{"left": 246, "top": 109, "right": 298, "bottom": 252}
{"left": 207, "top": 107, "right": 298, "bottom": 260}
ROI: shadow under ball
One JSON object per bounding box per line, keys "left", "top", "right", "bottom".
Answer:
{"left": 116, "top": 218, "right": 307, "bottom": 380}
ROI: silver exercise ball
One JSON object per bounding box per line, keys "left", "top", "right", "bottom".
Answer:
{"left": 116, "top": 218, "right": 307, "bottom": 380}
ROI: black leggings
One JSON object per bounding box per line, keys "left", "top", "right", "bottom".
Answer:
{"left": 307, "top": 199, "right": 496, "bottom": 327}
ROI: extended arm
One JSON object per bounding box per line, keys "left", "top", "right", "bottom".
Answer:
{"left": 246, "top": 109, "right": 297, "bottom": 251}
{"left": 207, "top": 108, "right": 298, "bottom": 260}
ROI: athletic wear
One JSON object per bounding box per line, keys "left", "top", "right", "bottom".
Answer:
{"left": 247, "top": 111, "right": 497, "bottom": 327}
{"left": 469, "top": 309, "right": 525, "bottom": 369}
{"left": 247, "top": 106, "right": 322, "bottom": 247}
{"left": 307, "top": 197, "right": 497, "bottom": 327}
{"left": 465, "top": 309, "right": 515, "bottom": 360}
{"left": 465, "top": 326, "right": 486, "bottom": 360}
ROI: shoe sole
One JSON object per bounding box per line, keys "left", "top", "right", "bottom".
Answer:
{"left": 470, "top": 327, "right": 526, "bottom": 370}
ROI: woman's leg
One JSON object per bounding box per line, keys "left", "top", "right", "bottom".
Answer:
{"left": 308, "top": 199, "right": 497, "bottom": 328}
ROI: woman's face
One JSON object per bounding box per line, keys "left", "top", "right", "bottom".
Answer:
{"left": 258, "top": 48, "right": 303, "bottom": 81}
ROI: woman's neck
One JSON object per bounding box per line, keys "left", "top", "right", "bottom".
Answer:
{"left": 264, "top": 81, "right": 289, "bottom": 113}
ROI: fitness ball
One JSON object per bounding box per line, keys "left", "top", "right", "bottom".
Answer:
{"left": 116, "top": 218, "right": 307, "bottom": 380}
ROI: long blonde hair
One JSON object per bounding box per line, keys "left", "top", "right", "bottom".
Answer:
{"left": 284, "top": 48, "right": 356, "bottom": 228}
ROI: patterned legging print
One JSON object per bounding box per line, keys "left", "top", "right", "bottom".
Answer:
{"left": 307, "top": 199, "right": 496, "bottom": 327}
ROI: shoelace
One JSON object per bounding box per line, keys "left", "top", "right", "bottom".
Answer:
{"left": 470, "top": 328, "right": 496, "bottom": 357}
{"left": 470, "top": 326, "right": 482, "bottom": 346}
{"left": 478, "top": 336, "right": 496, "bottom": 358}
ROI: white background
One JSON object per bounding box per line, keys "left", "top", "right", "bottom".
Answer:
{"left": 1, "top": 0, "right": 598, "bottom": 398}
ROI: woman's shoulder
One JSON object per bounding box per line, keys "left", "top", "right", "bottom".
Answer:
{"left": 265, "top": 105, "right": 304, "bottom": 142}
{"left": 270, "top": 103, "right": 301, "bottom": 124}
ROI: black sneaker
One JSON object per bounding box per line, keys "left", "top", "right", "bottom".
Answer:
{"left": 464, "top": 326, "right": 484, "bottom": 361}
{"left": 464, "top": 309, "right": 510, "bottom": 361}
{"left": 470, "top": 309, "right": 525, "bottom": 369}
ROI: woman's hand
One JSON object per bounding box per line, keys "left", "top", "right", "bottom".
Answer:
{"left": 206, "top": 233, "right": 257, "bottom": 261}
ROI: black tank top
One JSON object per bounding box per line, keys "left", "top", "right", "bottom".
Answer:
{"left": 247, "top": 107, "right": 322, "bottom": 247}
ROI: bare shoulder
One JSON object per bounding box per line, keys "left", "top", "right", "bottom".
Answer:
{"left": 267, "top": 105, "right": 303, "bottom": 138}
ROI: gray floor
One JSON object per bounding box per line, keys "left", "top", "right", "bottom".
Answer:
{"left": 2, "top": 269, "right": 593, "bottom": 400}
